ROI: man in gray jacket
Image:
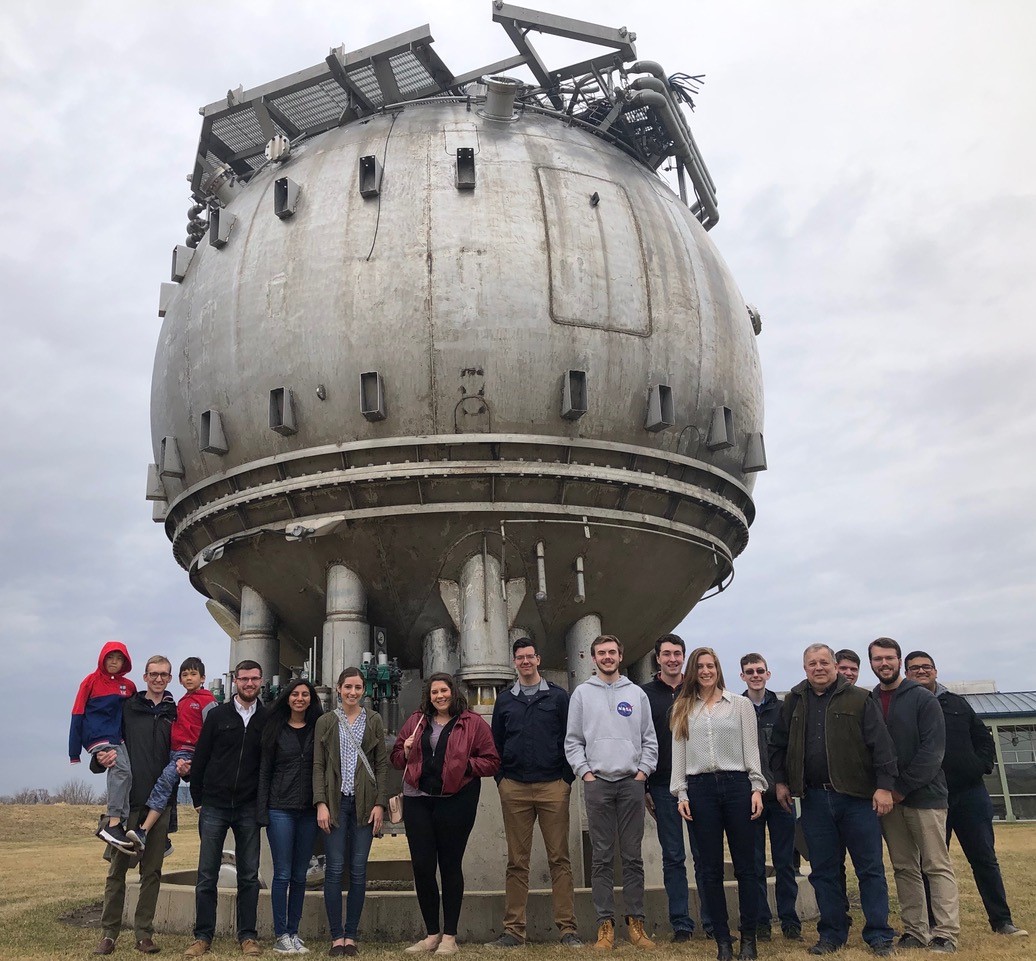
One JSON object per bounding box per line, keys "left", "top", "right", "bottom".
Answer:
{"left": 869, "top": 637, "right": 959, "bottom": 953}
{"left": 566, "top": 634, "right": 658, "bottom": 950}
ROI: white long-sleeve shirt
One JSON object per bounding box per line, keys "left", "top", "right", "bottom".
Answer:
{"left": 669, "top": 689, "right": 766, "bottom": 800}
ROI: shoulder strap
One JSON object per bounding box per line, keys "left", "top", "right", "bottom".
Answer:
{"left": 338, "top": 710, "right": 376, "bottom": 783}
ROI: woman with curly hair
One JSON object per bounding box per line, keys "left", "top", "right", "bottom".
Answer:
{"left": 391, "top": 673, "right": 500, "bottom": 955}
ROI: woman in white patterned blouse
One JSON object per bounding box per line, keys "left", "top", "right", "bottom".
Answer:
{"left": 670, "top": 647, "right": 766, "bottom": 961}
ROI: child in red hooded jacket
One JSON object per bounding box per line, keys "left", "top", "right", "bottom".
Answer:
{"left": 69, "top": 641, "right": 137, "bottom": 852}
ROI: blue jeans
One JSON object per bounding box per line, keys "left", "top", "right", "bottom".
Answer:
{"left": 324, "top": 795, "right": 375, "bottom": 941}
{"left": 685, "top": 771, "right": 758, "bottom": 942}
{"left": 146, "top": 749, "right": 192, "bottom": 813}
{"left": 195, "top": 803, "right": 261, "bottom": 943}
{"left": 648, "top": 783, "right": 711, "bottom": 934}
{"left": 801, "top": 788, "right": 893, "bottom": 947}
{"left": 267, "top": 808, "right": 319, "bottom": 938}
{"left": 754, "top": 798, "right": 800, "bottom": 928}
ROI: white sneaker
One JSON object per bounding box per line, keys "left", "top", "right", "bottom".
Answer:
{"left": 292, "top": 936, "right": 310, "bottom": 954}
{"left": 273, "top": 934, "right": 298, "bottom": 954}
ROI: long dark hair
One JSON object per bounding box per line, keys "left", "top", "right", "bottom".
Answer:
{"left": 419, "top": 672, "right": 467, "bottom": 718}
{"left": 261, "top": 677, "right": 323, "bottom": 749}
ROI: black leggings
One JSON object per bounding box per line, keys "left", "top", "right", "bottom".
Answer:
{"left": 403, "top": 779, "right": 481, "bottom": 936}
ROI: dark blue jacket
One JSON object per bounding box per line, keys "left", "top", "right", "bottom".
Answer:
{"left": 491, "top": 680, "right": 573, "bottom": 783}
{"left": 744, "top": 688, "right": 782, "bottom": 801}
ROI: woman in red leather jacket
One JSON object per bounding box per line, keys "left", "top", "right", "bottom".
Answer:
{"left": 391, "top": 672, "right": 500, "bottom": 955}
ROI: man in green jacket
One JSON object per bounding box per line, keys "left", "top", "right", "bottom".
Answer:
{"left": 770, "top": 643, "right": 897, "bottom": 957}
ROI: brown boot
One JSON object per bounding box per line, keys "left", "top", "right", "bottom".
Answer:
{"left": 595, "top": 920, "right": 615, "bottom": 950}
{"left": 626, "top": 917, "right": 656, "bottom": 950}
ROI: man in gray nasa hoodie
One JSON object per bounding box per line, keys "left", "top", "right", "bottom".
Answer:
{"left": 565, "top": 635, "right": 658, "bottom": 949}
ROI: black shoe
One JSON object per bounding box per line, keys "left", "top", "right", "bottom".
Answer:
{"left": 927, "top": 939, "right": 955, "bottom": 954}
{"left": 756, "top": 926, "right": 771, "bottom": 942}
{"left": 97, "top": 822, "right": 135, "bottom": 852}
{"left": 738, "top": 937, "right": 757, "bottom": 960}
{"left": 783, "top": 925, "right": 803, "bottom": 941}
{"left": 870, "top": 942, "right": 895, "bottom": 957}
{"left": 673, "top": 931, "right": 692, "bottom": 944}
{"left": 808, "top": 941, "right": 842, "bottom": 956}
{"left": 716, "top": 942, "right": 733, "bottom": 961}
{"left": 897, "top": 935, "right": 927, "bottom": 950}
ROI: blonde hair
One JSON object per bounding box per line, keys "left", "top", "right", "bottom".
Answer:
{"left": 670, "top": 647, "right": 726, "bottom": 741}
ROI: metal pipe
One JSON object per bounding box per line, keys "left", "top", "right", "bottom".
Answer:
{"left": 535, "top": 541, "right": 547, "bottom": 601}
{"left": 423, "top": 627, "right": 459, "bottom": 676}
{"left": 483, "top": 75, "right": 522, "bottom": 120}
{"left": 623, "top": 84, "right": 718, "bottom": 228}
{"left": 574, "top": 556, "right": 586, "bottom": 604}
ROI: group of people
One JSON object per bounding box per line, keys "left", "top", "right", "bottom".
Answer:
{"left": 69, "top": 633, "right": 1025, "bottom": 958}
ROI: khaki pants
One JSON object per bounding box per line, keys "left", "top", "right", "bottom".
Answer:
{"left": 881, "top": 805, "right": 959, "bottom": 944}
{"left": 499, "top": 778, "right": 577, "bottom": 939}
{"left": 101, "top": 805, "right": 172, "bottom": 943}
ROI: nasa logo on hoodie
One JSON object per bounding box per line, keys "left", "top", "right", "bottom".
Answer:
{"left": 616, "top": 701, "right": 633, "bottom": 717}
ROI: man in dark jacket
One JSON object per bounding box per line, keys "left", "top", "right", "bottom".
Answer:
{"left": 488, "top": 639, "right": 580, "bottom": 947}
{"left": 93, "top": 655, "right": 179, "bottom": 956}
{"left": 185, "top": 660, "right": 267, "bottom": 958}
{"left": 904, "top": 650, "right": 1027, "bottom": 938}
{"left": 770, "top": 643, "right": 897, "bottom": 957}
{"left": 740, "top": 653, "right": 800, "bottom": 941}
{"left": 869, "top": 637, "right": 959, "bottom": 952}
{"left": 642, "top": 634, "right": 710, "bottom": 942}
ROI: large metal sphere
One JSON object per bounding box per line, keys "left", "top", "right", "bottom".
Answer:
{"left": 151, "top": 100, "right": 763, "bottom": 671}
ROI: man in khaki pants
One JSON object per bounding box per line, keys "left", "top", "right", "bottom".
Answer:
{"left": 487, "top": 639, "right": 582, "bottom": 947}
{"left": 869, "top": 637, "right": 960, "bottom": 953}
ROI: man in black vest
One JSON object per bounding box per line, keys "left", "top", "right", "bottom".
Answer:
{"left": 770, "top": 643, "right": 897, "bottom": 957}
{"left": 904, "top": 650, "right": 1027, "bottom": 938}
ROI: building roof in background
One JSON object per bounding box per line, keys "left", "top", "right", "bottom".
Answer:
{"left": 962, "top": 691, "right": 1036, "bottom": 719}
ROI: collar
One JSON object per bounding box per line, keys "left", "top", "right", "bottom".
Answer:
{"left": 696, "top": 688, "right": 733, "bottom": 703}
{"left": 510, "top": 677, "right": 550, "bottom": 696}
{"left": 933, "top": 682, "right": 949, "bottom": 696}
{"left": 234, "top": 695, "right": 258, "bottom": 719}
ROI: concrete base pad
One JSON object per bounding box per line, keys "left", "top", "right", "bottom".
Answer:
{"left": 133, "top": 875, "right": 817, "bottom": 944}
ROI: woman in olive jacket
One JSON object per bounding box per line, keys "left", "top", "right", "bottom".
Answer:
{"left": 313, "top": 667, "right": 390, "bottom": 957}
{"left": 257, "top": 677, "right": 323, "bottom": 954}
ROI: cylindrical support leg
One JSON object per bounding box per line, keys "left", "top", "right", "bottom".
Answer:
{"left": 235, "top": 585, "right": 278, "bottom": 680}
{"left": 423, "top": 627, "right": 459, "bottom": 677}
{"left": 321, "top": 564, "right": 368, "bottom": 687}
{"left": 630, "top": 651, "right": 656, "bottom": 685}
{"left": 456, "top": 550, "right": 513, "bottom": 708}
{"left": 565, "top": 613, "right": 603, "bottom": 689}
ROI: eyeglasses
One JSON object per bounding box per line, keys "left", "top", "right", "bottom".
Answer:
{"left": 145, "top": 672, "right": 171, "bottom": 680}
{"left": 514, "top": 655, "right": 538, "bottom": 662}
{"left": 236, "top": 675, "right": 262, "bottom": 684}
{"left": 906, "top": 664, "right": 935, "bottom": 674}
{"left": 742, "top": 668, "right": 767, "bottom": 676}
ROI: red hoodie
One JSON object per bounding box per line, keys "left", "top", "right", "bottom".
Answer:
{"left": 69, "top": 641, "right": 136, "bottom": 761}
{"left": 171, "top": 688, "right": 217, "bottom": 752}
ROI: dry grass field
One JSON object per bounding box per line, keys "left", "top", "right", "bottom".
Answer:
{"left": 0, "top": 805, "right": 1033, "bottom": 960}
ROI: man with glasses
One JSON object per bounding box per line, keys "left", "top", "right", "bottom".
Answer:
{"left": 92, "top": 655, "right": 180, "bottom": 955}
{"left": 868, "top": 637, "right": 959, "bottom": 953}
{"left": 642, "top": 634, "right": 711, "bottom": 942}
{"left": 904, "top": 651, "right": 1027, "bottom": 938}
{"left": 185, "top": 660, "right": 268, "bottom": 958}
{"left": 488, "top": 639, "right": 581, "bottom": 947}
{"left": 740, "top": 653, "right": 801, "bottom": 942}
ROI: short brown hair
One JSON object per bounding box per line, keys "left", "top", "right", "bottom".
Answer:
{"left": 590, "top": 634, "right": 623, "bottom": 657}
{"left": 740, "top": 653, "right": 767, "bottom": 670}
{"left": 144, "top": 655, "right": 171, "bottom": 672}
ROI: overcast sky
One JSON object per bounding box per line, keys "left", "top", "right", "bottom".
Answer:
{"left": 1, "top": 0, "right": 1033, "bottom": 794}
